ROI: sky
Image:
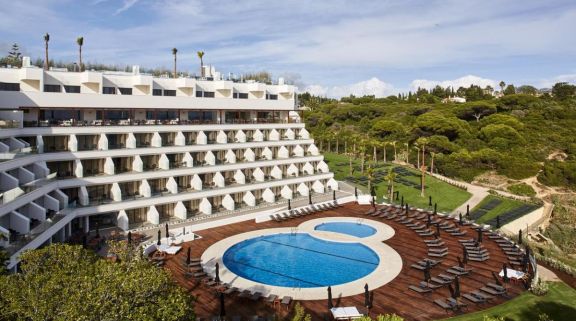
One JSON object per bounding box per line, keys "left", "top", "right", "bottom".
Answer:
{"left": 0, "top": 0, "right": 575, "bottom": 97}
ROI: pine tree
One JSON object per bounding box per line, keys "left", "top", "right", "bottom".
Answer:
{"left": 7, "top": 43, "right": 22, "bottom": 67}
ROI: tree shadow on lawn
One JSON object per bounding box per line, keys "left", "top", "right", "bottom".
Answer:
{"left": 506, "top": 301, "right": 576, "bottom": 321}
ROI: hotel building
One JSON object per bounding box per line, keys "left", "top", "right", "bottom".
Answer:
{"left": 0, "top": 58, "right": 337, "bottom": 269}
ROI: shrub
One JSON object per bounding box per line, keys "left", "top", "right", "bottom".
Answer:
{"left": 508, "top": 183, "right": 537, "bottom": 197}
{"left": 530, "top": 277, "right": 549, "bottom": 296}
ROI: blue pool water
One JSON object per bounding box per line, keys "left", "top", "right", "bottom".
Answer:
{"left": 223, "top": 233, "right": 379, "bottom": 287}
{"left": 314, "top": 222, "right": 377, "bottom": 238}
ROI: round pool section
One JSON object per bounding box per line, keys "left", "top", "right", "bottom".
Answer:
{"left": 314, "top": 222, "right": 377, "bottom": 238}
{"left": 222, "top": 233, "right": 379, "bottom": 287}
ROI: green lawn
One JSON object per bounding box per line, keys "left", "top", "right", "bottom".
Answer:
{"left": 440, "top": 282, "right": 576, "bottom": 321}
{"left": 472, "top": 195, "right": 531, "bottom": 224}
{"left": 324, "top": 152, "right": 471, "bottom": 213}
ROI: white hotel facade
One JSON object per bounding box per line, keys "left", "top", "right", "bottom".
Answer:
{"left": 0, "top": 58, "right": 337, "bottom": 269}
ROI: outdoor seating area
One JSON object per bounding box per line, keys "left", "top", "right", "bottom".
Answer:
{"left": 153, "top": 202, "right": 527, "bottom": 320}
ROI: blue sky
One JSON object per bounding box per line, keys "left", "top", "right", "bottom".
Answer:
{"left": 1, "top": 0, "right": 575, "bottom": 97}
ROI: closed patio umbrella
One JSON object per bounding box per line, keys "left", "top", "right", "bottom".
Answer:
{"left": 435, "top": 223, "right": 441, "bottom": 237}
{"left": 424, "top": 261, "right": 431, "bottom": 285}
{"left": 466, "top": 204, "right": 470, "bottom": 218}
{"left": 219, "top": 292, "right": 226, "bottom": 318}
{"left": 165, "top": 223, "right": 169, "bottom": 239}
{"left": 401, "top": 196, "right": 404, "bottom": 206}
{"left": 454, "top": 276, "right": 461, "bottom": 298}
{"left": 477, "top": 228, "right": 483, "bottom": 243}
{"left": 518, "top": 229, "right": 523, "bottom": 245}
{"left": 496, "top": 215, "right": 501, "bottom": 228}
{"left": 459, "top": 213, "right": 463, "bottom": 226}
{"left": 448, "top": 283, "right": 455, "bottom": 298}
{"left": 288, "top": 199, "right": 291, "bottom": 210}
{"left": 502, "top": 263, "right": 509, "bottom": 283}
{"left": 463, "top": 246, "right": 469, "bottom": 264}
{"left": 364, "top": 284, "right": 370, "bottom": 309}
{"left": 333, "top": 190, "right": 336, "bottom": 201}
{"left": 127, "top": 231, "right": 132, "bottom": 245}
{"left": 215, "top": 262, "right": 220, "bottom": 284}
{"left": 309, "top": 193, "right": 312, "bottom": 205}
{"left": 157, "top": 229, "right": 161, "bottom": 245}
{"left": 395, "top": 191, "right": 399, "bottom": 201}
{"left": 95, "top": 222, "right": 100, "bottom": 238}
{"left": 427, "top": 213, "right": 432, "bottom": 226}
{"left": 491, "top": 271, "right": 503, "bottom": 286}
{"left": 405, "top": 203, "right": 409, "bottom": 214}
{"left": 429, "top": 196, "right": 432, "bottom": 207}
{"left": 186, "top": 247, "right": 191, "bottom": 266}
{"left": 82, "top": 234, "right": 87, "bottom": 249}
{"left": 354, "top": 187, "right": 358, "bottom": 197}
{"left": 457, "top": 256, "right": 464, "bottom": 268}
{"left": 434, "top": 203, "right": 437, "bottom": 215}
{"left": 327, "top": 286, "right": 333, "bottom": 309}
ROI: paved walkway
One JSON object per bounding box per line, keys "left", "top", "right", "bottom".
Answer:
{"left": 538, "top": 264, "right": 561, "bottom": 282}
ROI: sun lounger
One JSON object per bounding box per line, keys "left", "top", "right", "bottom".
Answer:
{"left": 250, "top": 292, "right": 262, "bottom": 301}
{"left": 469, "top": 256, "right": 490, "bottom": 262}
{"left": 266, "top": 294, "right": 278, "bottom": 303}
{"left": 223, "top": 287, "right": 238, "bottom": 295}
{"left": 428, "top": 252, "right": 448, "bottom": 258}
{"left": 438, "top": 274, "right": 455, "bottom": 281}
{"left": 427, "top": 241, "right": 446, "bottom": 247}
{"left": 431, "top": 277, "right": 451, "bottom": 285}
{"left": 450, "top": 230, "right": 467, "bottom": 236}
{"left": 447, "top": 298, "right": 468, "bottom": 310}
{"left": 446, "top": 268, "right": 469, "bottom": 276}
{"left": 418, "top": 231, "right": 435, "bottom": 237}
{"left": 429, "top": 248, "right": 448, "bottom": 254}
{"left": 238, "top": 290, "right": 252, "bottom": 298}
{"left": 281, "top": 296, "right": 292, "bottom": 308}
{"left": 487, "top": 283, "right": 506, "bottom": 292}
{"left": 411, "top": 264, "right": 426, "bottom": 270}
{"left": 193, "top": 272, "right": 206, "bottom": 278}
{"left": 409, "top": 285, "right": 432, "bottom": 293}
{"left": 420, "top": 281, "right": 442, "bottom": 289}
{"left": 451, "top": 266, "right": 473, "bottom": 274}
{"left": 434, "top": 299, "right": 454, "bottom": 311}
{"left": 424, "top": 238, "right": 443, "bottom": 244}
{"left": 472, "top": 291, "right": 494, "bottom": 301}
{"left": 480, "top": 287, "right": 505, "bottom": 296}
{"left": 463, "top": 293, "right": 485, "bottom": 304}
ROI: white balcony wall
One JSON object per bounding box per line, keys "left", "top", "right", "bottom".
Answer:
{"left": 24, "top": 202, "right": 46, "bottom": 221}
{"left": 16, "top": 167, "right": 35, "bottom": 184}
{"left": 117, "top": 210, "right": 129, "bottom": 231}
{"left": 317, "top": 161, "right": 329, "bottom": 173}
{"left": 243, "top": 191, "right": 256, "bottom": 206}
{"left": 36, "top": 135, "right": 44, "bottom": 153}
{"left": 244, "top": 148, "right": 255, "bottom": 162}
{"left": 31, "top": 162, "right": 49, "bottom": 179}
{"left": 43, "top": 194, "right": 60, "bottom": 212}
{"left": 126, "top": 133, "right": 137, "bottom": 148}
{"left": 297, "top": 183, "right": 309, "bottom": 196}
{"left": 287, "top": 164, "right": 299, "bottom": 177}
{"left": 0, "top": 141, "right": 8, "bottom": 153}
{"left": 271, "top": 166, "right": 282, "bottom": 179}
{"left": 269, "top": 129, "right": 280, "bottom": 141}
{"left": 166, "top": 177, "right": 178, "bottom": 194}
{"left": 147, "top": 206, "right": 160, "bottom": 225}
{"left": 262, "top": 147, "right": 273, "bottom": 160}
{"left": 284, "top": 128, "right": 295, "bottom": 140}
{"left": 191, "top": 174, "right": 202, "bottom": 190}
{"left": 303, "top": 162, "right": 314, "bottom": 175}
{"left": 225, "top": 150, "right": 236, "bottom": 164}
{"left": 299, "top": 128, "right": 310, "bottom": 139}
{"left": 213, "top": 172, "right": 225, "bottom": 188}
{"left": 253, "top": 168, "right": 265, "bottom": 182}
{"left": 253, "top": 129, "right": 264, "bottom": 142}
{"left": 52, "top": 189, "right": 69, "bottom": 209}
{"left": 174, "top": 132, "right": 186, "bottom": 146}
{"left": 312, "top": 180, "right": 325, "bottom": 193}
{"left": 278, "top": 146, "right": 289, "bottom": 159}
{"left": 98, "top": 133, "right": 108, "bottom": 150}
{"left": 10, "top": 211, "right": 30, "bottom": 234}
{"left": 68, "top": 134, "right": 78, "bottom": 152}
{"left": 204, "top": 151, "right": 215, "bottom": 165}
{"left": 196, "top": 131, "right": 207, "bottom": 145}
{"left": 327, "top": 178, "right": 339, "bottom": 190}
{"left": 222, "top": 194, "right": 235, "bottom": 211}
{"left": 79, "top": 186, "right": 89, "bottom": 206}
{"left": 199, "top": 198, "right": 212, "bottom": 215}
{"left": 159, "top": 154, "right": 170, "bottom": 170}
{"left": 308, "top": 144, "right": 319, "bottom": 156}
{"left": 139, "top": 179, "right": 151, "bottom": 197}
{"left": 111, "top": 183, "right": 122, "bottom": 202}
{"left": 132, "top": 155, "right": 143, "bottom": 172}
{"left": 293, "top": 145, "right": 304, "bottom": 157}
{"left": 74, "top": 160, "right": 83, "bottom": 178}
{"left": 174, "top": 201, "right": 187, "bottom": 220}
{"left": 262, "top": 188, "right": 275, "bottom": 203}
{"left": 234, "top": 170, "right": 245, "bottom": 184}
{"left": 235, "top": 130, "right": 246, "bottom": 143}
{"left": 281, "top": 185, "right": 293, "bottom": 200}
{"left": 151, "top": 132, "right": 162, "bottom": 147}
{"left": 216, "top": 131, "right": 227, "bottom": 144}
{"left": 0, "top": 172, "right": 18, "bottom": 191}
{"left": 183, "top": 152, "right": 194, "bottom": 167}
{"left": 104, "top": 157, "right": 115, "bottom": 175}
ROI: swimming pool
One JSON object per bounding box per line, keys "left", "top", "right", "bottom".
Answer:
{"left": 314, "top": 222, "right": 377, "bottom": 238}
{"left": 222, "top": 233, "right": 379, "bottom": 288}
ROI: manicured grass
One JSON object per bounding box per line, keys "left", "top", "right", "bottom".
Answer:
{"left": 473, "top": 195, "right": 529, "bottom": 224}
{"left": 440, "top": 282, "right": 576, "bottom": 321}
{"left": 324, "top": 152, "right": 471, "bottom": 213}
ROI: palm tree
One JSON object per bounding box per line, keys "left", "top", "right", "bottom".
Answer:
{"left": 367, "top": 165, "right": 375, "bottom": 196}
{"left": 76, "top": 37, "right": 84, "bottom": 72}
{"left": 43, "top": 33, "right": 50, "bottom": 70}
{"left": 197, "top": 51, "right": 205, "bottom": 77}
{"left": 404, "top": 142, "right": 409, "bottom": 164}
{"left": 499, "top": 81, "right": 506, "bottom": 95}
{"left": 391, "top": 141, "right": 397, "bottom": 162}
{"left": 382, "top": 141, "right": 388, "bottom": 163}
{"left": 372, "top": 140, "right": 378, "bottom": 164}
{"left": 417, "top": 138, "right": 429, "bottom": 197}
{"left": 385, "top": 167, "right": 397, "bottom": 202}
{"left": 172, "top": 48, "right": 178, "bottom": 78}
{"left": 430, "top": 152, "right": 436, "bottom": 174}
{"left": 415, "top": 146, "right": 421, "bottom": 169}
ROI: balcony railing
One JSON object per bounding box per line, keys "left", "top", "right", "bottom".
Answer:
{"left": 23, "top": 118, "right": 298, "bottom": 128}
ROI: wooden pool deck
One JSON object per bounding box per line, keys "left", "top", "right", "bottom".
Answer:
{"left": 160, "top": 202, "right": 525, "bottom": 321}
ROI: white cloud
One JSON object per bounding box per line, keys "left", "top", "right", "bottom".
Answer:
{"left": 302, "top": 77, "right": 396, "bottom": 98}
{"left": 536, "top": 74, "right": 576, "bottom": 88}
{"left": 410, "top": 75, "right": 497, "bottom": 90}
{"left": 115, "top": 0, "right": 140, "bottom": 15}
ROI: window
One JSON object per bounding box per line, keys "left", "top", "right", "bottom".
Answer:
{"left": 44, "top": 84, "right": 61, "bottom": 93}
{"left": 266, "top": 94, "right": 278, "bottom": 100}
{"left": 103, "top": 87, "right": 116, "bottom": 95}
{"left": 203, "top": 91, "right": 215, "bottom": 98}
{"left": 195, "top": 91, "right": 203, "bottom": 97}
{"left": 64, "top": 85, "right": 80, "bottom": 93}
{"left": 118, "top": 87, "right": 132, "bottom": 95}
{"left": 0, "top": 82, "right": 20, "bottom": 91}
{"left": 153, "top": 89, "right": 162, "bottom": 96}
{"left": 105, "top": 110, "right": 130, "bottom": 120}
{"left": 163, "top": 90, "right": 176, "bottom": 96}
{"left": 234, "top": 92, "right": 248, "bottom": 99}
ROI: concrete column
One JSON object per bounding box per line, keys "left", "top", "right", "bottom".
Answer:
{"left": 139, "top": 179, "right": 151, "bottom": 197}
{"left": 175, "top": 131, "right": 186, "bottom": 146}
{"left": 104, "top": 157, "right": 115, "bottom": 175}
{"left": 235, "top": 130, "right": 246, "bottom": 143}
{"left": 262, "top": 188, "right": 276, "bottom": 203}
{"left": 222, "top": 194, "right": 235, "bottom": 211}
{"left": 74, "top": 160, "right": 83, "bottom": 178}
{"left": 225, "top": 150, "right": 236, "bottom": 164}
{"left": 199, "top": 198, "right": 212, "bottom": 215}
{"left": 36, "top": 135, "right": 44, "bottom": 153}
{"left": 132, "top": 155, "right": 143, "bottom": 172}
{"left": 281, "top": 185, "right": 293, "bottom": 200}
{"left": 158, "top": 154, "right": 170, "bottom": 170}
{"left": 126, "top": 133, "right": 137, "bottom": 149}
{"left": 166, "top": 177, "right": 178, "bottom": 194}
{"left": 244, "top": 148, "right": 255, "bottom": 162}
{"left": 151, "top": 132, "right": 162, "bottom": 147}
{"left": 243, "top": 191, "right": 256, "bottom": 207}
{"left": 174, "top": 201, "right": 187, "bottom": 220}
{"left": 196, "top": 131, "right": 207, "bottom": 144}
{"left": 278, "top": 146, "right": 289, "bottom": 159}
{"left": 111, "top": 183, "right": 122, "bottom": 202}
{"left": 117, "top": 210, "right": 129, "bottom": 231}
{"left": 147, "top": 206, "right": 160, "bottom": 225}
{"left": 216, "top": 130, "right": 227, "bottom": 144}
{"left": 98, "top": 133, "right": 108, "bottom": 150}
{"left": 68, "top": 134, "right": 78, "bottom": 152}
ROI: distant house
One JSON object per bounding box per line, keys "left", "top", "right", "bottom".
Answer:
{"left": 442, "top": 96, "right": 466, "bottom": 103}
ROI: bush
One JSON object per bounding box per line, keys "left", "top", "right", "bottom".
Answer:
{"left": 530, "top": 277, "right": 549, "bottom": 296}
{"left": 508, "top": 183, "right": 537, "bottom": 197}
